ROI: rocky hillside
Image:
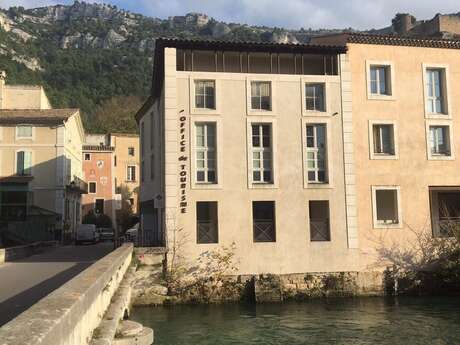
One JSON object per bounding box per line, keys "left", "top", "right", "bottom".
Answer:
{"left": 0, "top": 1, "right": 345, "bottom": 132}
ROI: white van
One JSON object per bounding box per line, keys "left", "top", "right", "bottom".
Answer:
{"left": 76, "top": 224, "right": 99, "bottom": 245}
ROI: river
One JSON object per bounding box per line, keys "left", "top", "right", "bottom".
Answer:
{"left": 131, "top": 297, "right": 460, "bottom": 345}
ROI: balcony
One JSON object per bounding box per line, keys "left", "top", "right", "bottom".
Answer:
{"left": 67, "top": 176, "right": 88, "bottom": 194}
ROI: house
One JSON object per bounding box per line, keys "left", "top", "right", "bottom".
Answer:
{"left": 135, "top": 38, "right": 359, "bottom": 273}
{"left": 0, "top": 72, "right": 86, "bottom": 244}
{"left": 110, "top": 133, "right": 140, "bottom": 214}
{"left": 81, "top": 135, "right": 117, "bottom": 228}
{"left": 311, "top": 32, "right": 460, "bottom": 266}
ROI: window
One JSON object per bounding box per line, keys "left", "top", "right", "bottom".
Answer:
{"left": 370, "top": 65, "right": 391, "bottom": 96}
{"left": 16, "top": 151, "right": 32, "bottom": 176}
{"left": 426, "top": 68, "right": 446, "bottom": 114}
{"left": 372, "top": 187, "right": 401, "bottom": 228}
{"left": 84, "top": 153, "right": 91, "bottom": 161}
{"left": 16, "top": 125, "right": 33, "bottom": 139}
{"left": 88, "top": 182, "right": 97, "bottom": 194}
{"left": 373, "top": 124, "right": 395, "bottom": 155}
{"left": 128, "top": 147, "right": 135, "bottom": 156}
{"left": 196, "top": 201, "right": 218, "bottom": 244}
{"left": 195, "top": 123, "right": 216, "bottom": 183}
{"left": 195, "top": 80, "right": 215, "bottom": 109}
{"left": 251, "top": 81, "right": 271, "bottom": 111}
{"left": 129, "top": 198, "right": 134, "bottom": 206}
{"left": 150, "top": 154, "right": 155, "bottom": 180}
{"left": 252, "top": 124, "right": 272, "bottom": 183}
{"left": 127, "top": 165, "right": 136, "bottom": 182}
{"left": 306, "top": 124, "right": 327, "bottom": 183}
{"left": 429, "top": 125, "right": 451, "bottom": 156}
{"left": 309, "top": 201, "right": 330, "bottom": 241}
{"left": 95, "top": 199, "right": 104, "bottom": 215}
{"left": 305, "top": 83, "right": 325, "bottom": 111}
{"left": 253, "top": 201, "right": 276, "bottom": 242}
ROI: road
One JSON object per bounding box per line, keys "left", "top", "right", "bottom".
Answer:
{"left": 0, "top": 242, "right": 113, "bottom": 326}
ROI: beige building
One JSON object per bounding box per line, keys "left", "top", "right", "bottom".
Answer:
{"left": 312, "top": 33, "right": 460, "bottom": 269}
{"left": 0, "top": 72, "right": 86, "bottom": 243}
{"left": 110, "top": 133, "right": 140, "bottom": 214}
{"left": 136, "top": 38, "right": 361, "bottom": 273}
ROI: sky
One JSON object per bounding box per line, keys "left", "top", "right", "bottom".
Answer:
{"left": 1, "top": 0, "right": 460, "bottom": 30}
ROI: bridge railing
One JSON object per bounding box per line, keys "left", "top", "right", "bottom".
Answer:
{"left": 0, "top": 243, "right": 133, "bottom": 345}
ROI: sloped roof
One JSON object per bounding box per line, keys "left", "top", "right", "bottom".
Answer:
{"left": 0, "top": 109, "right": 79, "bottom": 124}
{"left": 311, "top": 32, "right": 460, "bottom": 49}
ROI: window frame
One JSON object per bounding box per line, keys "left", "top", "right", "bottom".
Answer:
{"left": 368, "top": 120, "right": 399, "bottom": 160}
{"left": 304, "top": 82, "right": 326, "bottom": 113}
{"left": 194, "top": 122, "right": 217, "bottom": 185}
{"left": 126, "top": 165, "right": 137, "bottom": 182}
{"left": 15, "top": 124, "right": 35, "bottom": 141}
{"left": 189, "top": 76, "right": 221, "bottom": 115}
{"left": 246, "top": 77, "right": 277, "bottom": 116}
{"left": 371, "top": 186, "right": 403, "bottom": 229}
{"left": 425, "top": 120, "right": 454, "bottom": 161}
{"left": 366, "top": 60, "right": 395, "bottom": 101}
{"left": 88, "top": 181, "right": 97, "bottom": 194}
{"left": 252, "top": 200, "right": 276, "bottom": 243}
{"left": 191, "top": 117, "right": 223, "bottom": 189}
{"left": 302, "top": 118, "right": 332, "bottom": 189}
{"left": 309, "top": 200, "right": 331, "bottom": 242}
{"left": 247, "top": 119, "right": 278, "bottom": 189}
{"left": 422, "top": 63, "right": 451, "bottom": 119}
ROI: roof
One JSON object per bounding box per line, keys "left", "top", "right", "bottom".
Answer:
{"left": 311, "top": 32, "right": 460, "bottom": 49}
{"left": 136, "top": 37, "right": 347, "bottom": 123}
{"left": 0, "top": 109, "right": 79, "bottom": 124}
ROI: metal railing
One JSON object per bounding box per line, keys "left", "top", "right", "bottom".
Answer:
{"left": 253, "top": 220, "right": 275, "bottom": 242}
{"left": 310, "top": 219, "right": 330, "bottom": 241}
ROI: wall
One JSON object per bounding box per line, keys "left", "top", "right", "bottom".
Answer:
{"left": 0, "top": 244, "right": 133, "bottom": 345}
{"left": 347, "top": 43, "right": 460, "bottom": 270}
{"left": 111, "top": 134, "right": 140, "bottom": 214}
{"left": 2, "top": 85, "right": 51, "bottom": 110}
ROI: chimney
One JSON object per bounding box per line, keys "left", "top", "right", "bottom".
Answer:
{"left": 0, "top": 71, "right": 6, "bottom": 109}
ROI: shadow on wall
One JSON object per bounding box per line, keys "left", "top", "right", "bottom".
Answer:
{"left": 0, "top": 155, "right": 85, "bottom": 246}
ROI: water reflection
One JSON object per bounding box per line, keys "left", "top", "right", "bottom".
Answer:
{"left": 131, "top": 297, "right": 460, "bottom": 345}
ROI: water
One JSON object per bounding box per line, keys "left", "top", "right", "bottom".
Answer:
{"left": 131, "top": 297, "right": 460, "bottom": 345}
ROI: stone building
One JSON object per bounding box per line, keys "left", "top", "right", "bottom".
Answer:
{"left": 0, "top": 72, "right": 86, "bottom": 243}
{"left": 135, "top": 38, "right": 359, "bottom": 272}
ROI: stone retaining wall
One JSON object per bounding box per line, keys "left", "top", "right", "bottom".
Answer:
{"left": 0, "top": 243, "right": 133, "bottom": 345}
{"left": 0, "top": 241, "right": 58, "bottom": 264}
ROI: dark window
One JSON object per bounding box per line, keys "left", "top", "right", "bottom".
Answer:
{"left": 89, "top": 182, "right": 96, "bottom": 194}
{"left": 309, "top": 201, "right": 331, "bottom": 241}
{"left": 84, "top": 153, "right": 91, "bottom": 161}
{"left": 0, "top": 190, "right": 28, "bottom": 221}
{"left": 114, "top": 155, "right": 117, "bottom": 167}
{"left": 253, "top": 201, "right": 276, "bottom": 242}
{"left": 95, "top": 199, "right": 104, "bottom": 215}
{"left": 129, "top": 198, "right": 134, "bottom": 206}
{"left": 196, "top": 201, "right": 218, "bottom": 243}
{"left": 128, "top": 147, "right": 135, "bottom": 156}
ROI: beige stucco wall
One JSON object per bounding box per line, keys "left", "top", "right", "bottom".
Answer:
{"left": 141, "top": 48, "right": 360, "bottom": 274}
{"left": 347, "top": 43, "right": 460, "bottom": 270}
{"left": 2, "top": 85, "right": 51, "bottom": 110}
{"left": 111, "top": 134, "right": 140, "bottom": 213}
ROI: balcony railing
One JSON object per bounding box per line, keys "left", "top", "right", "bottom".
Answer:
{"left": 198, "top": 221, "right": 218, "bottom": 243}
{"left": 253, "top": 219, "right": 275, "bottom": 242}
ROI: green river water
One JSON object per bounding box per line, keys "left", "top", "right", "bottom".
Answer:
{"left": 131, "top": 297, "right": 460, "bottom": 345}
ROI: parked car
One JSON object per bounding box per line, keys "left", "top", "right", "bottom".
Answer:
{"left": 98, "top": 227, "right": 115, "bottom": 241}
{"left": 125, "top": 223, "right": 139, "bottom": 243}
{"left": 76, "top": 224, "right": 99, "bottom": 245}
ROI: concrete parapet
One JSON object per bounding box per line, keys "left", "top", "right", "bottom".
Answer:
{"left": 0, "top": 243, "right": 133, "bottom": 345}
{"left": 0, "top": 241, "right": 58, "bottom": 264}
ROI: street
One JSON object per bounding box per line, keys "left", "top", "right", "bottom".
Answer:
{"left": 0, "top": 242, "right": 113, "bottom": 326}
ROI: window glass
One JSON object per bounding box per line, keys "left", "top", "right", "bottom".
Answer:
{"left": 306, "top": 124, "right": 327, "bottom": 183}
{"left": 370, "top": 65, "right": 390, "bottom": 96}
{"left": 89, "top": 182, "right": 96, "bottom": 194}
{"left": 309, "top": 201, "right": 330, "bottom": 241}
{"left": 430, "top": 126, "right": 450, "bottom": 155}
{"left": 305, "top": 83, "right": 325, "bottom": 111}
{"left": 251, "top": 81, "right": 271, "bottom": 111}
{"left": 375, "top": 189, "right": 399, "bottom": 225}
{"left": 426, "top": 69, "right": 445, "bottom": 114}
{"left": 373, "top": 124, "right": 395, "bottom": 155}
{"left": 127, "top": 166, "right": 136, "bottom": 181}
{"left": 16, "top": 151, "right": 32, "bottom": 176}
{"left": 195, "top": 123, "right": 217, "bottom": 183}
{"left": 195, "top": 80, "right": 216, "bottom": 109}
{"left": 252, "top": 124, "right": 272, "bottom": 183}
{"left": 17, "top": 125, "right": 33, "bottom": 138}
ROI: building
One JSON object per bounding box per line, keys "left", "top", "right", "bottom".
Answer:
{"left": 135, "top": 38, "right": 360, "bottom": 273}
{"left": 0, "top": 72, "right": 86, "bottom": 243}
{"left": 311, "top": 32, "right": 460, "bottom": 268}
{"left": 82, "top": 135, "right": 117, "bottom": 228}
{"left": 110, "top": 133, "right": 140, "bottom": 214}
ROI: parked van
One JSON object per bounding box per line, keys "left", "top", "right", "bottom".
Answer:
{"left": 76, "top": 224, "right": 99, "bottom": 245}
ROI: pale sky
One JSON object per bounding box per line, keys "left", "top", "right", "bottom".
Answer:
{"left": 0, "top": 0, "right": 459, "bottom": 30}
